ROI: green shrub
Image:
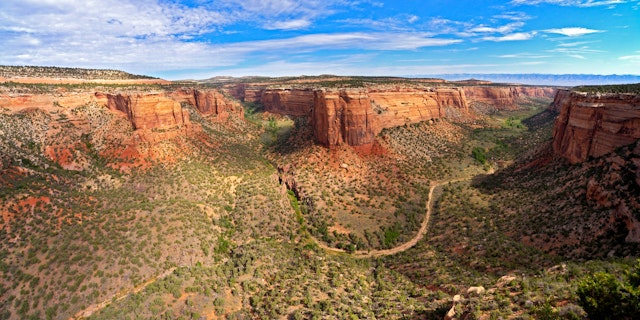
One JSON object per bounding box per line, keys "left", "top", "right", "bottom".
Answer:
{"left": 576, "top": 261, "right": 640, "bottom": 319}
{"left": 472, "top": 147, "right": 487, "bottom": 165}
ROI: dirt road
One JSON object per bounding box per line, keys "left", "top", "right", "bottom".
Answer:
{"left": 313, "top": 178, "right": 465, "bottom": 258}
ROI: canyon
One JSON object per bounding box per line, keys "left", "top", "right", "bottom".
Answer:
{"left": 227, "top": 83, "right": 555, "bottom": 150}
{"left": 2, "top": 70, "right": 640, "bottom": 319}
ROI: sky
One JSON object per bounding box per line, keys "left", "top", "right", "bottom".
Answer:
{"left": 0, "top": 0, "right": 639, "bottom": 80}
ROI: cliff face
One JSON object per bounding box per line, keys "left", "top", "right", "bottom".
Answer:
{"left": 312, "top": 89, "right": 378, "bottom": 148}
{"left": 171, "top": 89, "right": 243, "bottom": 121}
{"left": 463, "top": 86, "right": 556, "bottom": 110}
{"left": 105, "top": 92, "right": 190, "bottom": 130}
{"left": 233, "top": 85, "right": 469, "bottom": 148}
{"left": 552, "top": 89, "right": 640, "bottom": 163}
{"left": 370, "top": 87, "right": 467, "bottom": 129}
{"left": 1, "top": 88, "right": 243, "bottom": 171}
{"left": 262, "top": 89, "right": 315, "bottom": 116}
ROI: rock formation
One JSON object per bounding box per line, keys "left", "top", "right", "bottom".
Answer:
{"left": 312, "top": 89, "right": 378, "bottom": 148}
{"left": 228, "top": 83, "right": 554, "bottom": 150}
{"left": 229, "top": 85, "right": 469, "bottom": 149}
{"left": 170, "top": 88, "right": 243, "bottom": 121}
{"left": 463, "top": 86, "right": 556, "bottom": 109}
{"left": 262, "top": 88, "right": 315, "bottom": 116}
{"left": 1, "top": 87, "right": 243, "bottom": 171}
{"left": 104, "top": 92, "right": 190, "bottom": 130}
{"left": 551, "top": 89, "right": 640, "bottom": 163}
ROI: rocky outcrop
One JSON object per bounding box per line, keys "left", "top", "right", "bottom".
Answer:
{"left": 370, "top": 87, "right": 467, "bottom": 128}
{"left": 262, "top": 88, "right": 315, "bottom": 116}
{"left": 171, "top": 89, "right": 243, "bottom": 121}
{"left": 312, "top": 89, "right": 378, "bottom": 148}
{"left": 463, "top": 86, "right": 556, "bottom": 109}
{"left": 552, "top": 90, "right": 640, "bottom": 163}
{"left": 104, "top": 92, "right": 190, "bottom": 130}
{"left": 229, "top": 83, "right": 554, "bottom": 149}
{"left": 233, "top": 85, "right": 469, "bottom": 149}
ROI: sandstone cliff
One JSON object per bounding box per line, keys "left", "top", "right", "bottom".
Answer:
{"left": 551, "top": 89, "right": 640, "bottom": 163}
{"left": 262, "top": 88, "right": 315, "bottom": 116}
{"left": 171, "top": 88, "right": 243, "bottom": 121}
{"left": 229, "top": 83, "right": 554, "bottom": 149}
{"left": 463, "top": 86, "right": 556, "bottom": 110}
{"left": 230, "top": 85, "right": 469, "bottom": 149}
{"left": 312, "top": 89, "right": 378, "bottom": 148}
{"left": 104, "top": 92, "right": 190, "bottom": 130}
{"left": 1, "top": 87, "right": 243, "bottom": 171}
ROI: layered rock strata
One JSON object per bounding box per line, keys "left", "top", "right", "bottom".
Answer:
{"left": 463, "top": 86, "right": 556, "bottom": 109}
{"left": 552, "top": 89, "right": 640, "bottom": 163}
{"left": 246, "top": 86, "right": 468, "bottom": 148}
{"left": 104, "top": 92, "right": 190, "bottom": 130}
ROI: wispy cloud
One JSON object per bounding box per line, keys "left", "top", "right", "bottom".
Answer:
{"left": 498, "top": 53, "right": 550, "bottom": 58}
{"left": 471, "top": 22, "right": 525, "bottom": 34}
{"left": 339, "top": 14, "right": 424, "bottom": 32}
{"left": 511, "top": 0, "right": 628, "bottom": 7}
{"left": 556, "top": 40, "right": 599, "bottom": 47}
{"left": 264, "top": 19, "right": 312, "bottom": 30}
{"left": 226, "top": 32, "right": 462, "bottom": 51}
{"left": 544, "top": 27, "right": 603, "bottom": 36}
{"left": 483, "top": 32, "right": 537, "bottom": 41}
{"left": 619, "top": 53, "right": 640, "bottom": 61}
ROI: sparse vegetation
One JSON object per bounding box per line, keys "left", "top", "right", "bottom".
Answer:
{"left": 1, "top": 75, "right": 638, "bottom": 319}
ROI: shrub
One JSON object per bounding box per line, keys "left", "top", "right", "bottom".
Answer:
{"left": 576, "top": 262, "right": 640, "bottom": 320}
{"left": 472, "top": 147, "right": 487, "bottom": 165}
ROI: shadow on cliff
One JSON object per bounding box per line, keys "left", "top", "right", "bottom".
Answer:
{"left": 271, "top": 117, "right": 315, "bottom": 156}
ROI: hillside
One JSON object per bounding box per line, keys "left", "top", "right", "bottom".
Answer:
{"left": 0, "top": 65, "right": 168, "bottom": 85}
{"left": 0, "top": 66, "right": 156, "bottom": 80}
{"left": 0, "top": 74, "right": 639, "bottom": 319}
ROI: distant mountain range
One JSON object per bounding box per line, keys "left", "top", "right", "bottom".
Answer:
{"left": 424, "top": 74, "right": 640, "bottom": 87}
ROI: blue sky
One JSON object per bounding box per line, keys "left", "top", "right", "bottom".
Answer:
{"left": 0, "top": 0, "right": 639, "bottom": 79}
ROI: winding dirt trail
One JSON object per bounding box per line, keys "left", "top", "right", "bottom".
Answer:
{"left": 313, "top": 177, "right": 467, "bottom": 258}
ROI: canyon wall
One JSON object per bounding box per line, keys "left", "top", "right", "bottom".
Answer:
{"left": 312, "top": 89, "right": 378, "bottom": 148}
{"left": 228, "top": 84, "right": 554, "bottom": 149}
{"left": 463, "top": 86, "right": 556, "bottom": 109}
{"left": 552, "top": 89, "right": 640, "bottom": 163}
{"left": 104, "top": 92, "right": 190, "bottom": 130}
{"left": 232, "top": 85, "right": 469, "bottom": 148}
{"left": 170, "top": 89, "right": 243, "bottom": 121}
{"left": 262, "top": 88, "right": 315, "bottom": 116}
{"left": 369, "top": 87, "right": 467, "bottom": 129}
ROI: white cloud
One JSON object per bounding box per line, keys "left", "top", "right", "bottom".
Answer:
{"left": 619, "top": 54, "right": 640, "bottom": 60}
{"left": 224, "top": 33, "right": 461, "bottom": 52}
{"left": 471, "top": 22, "right": 525, "bottom": 34}
{"left": 264, "top": 19, "right": 312, "bottom": 30}
{"left": 483, "top": 32, "right": 537, "bottom": 41}
{"left": 556, "top": 40, "right": 599, "bottom": 47}
{"left": 544, "top": 27, "right": 603, "bottom": 36}
{"left": 510, "top": 0, "right": 628, "bottom": 7}
{"left": 498, "top": 53, "right": 550, "bottom": 58}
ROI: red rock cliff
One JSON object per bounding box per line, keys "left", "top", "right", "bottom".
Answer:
{"left": 171, "top": 89, "right": 243, "bottom": 121}
{"left": 312, "top": 89, "right": 378, "bottom": 147}
{"left": 463, "top": 86, "right": 556, "bottom": 109}
{"left": 251, "top": 86, "right": 468, "bottom": 148}
{"left": 104, "top": 92, "right": 190, "bottom": 130}
{"left": 262, "top": 88, "right": 315, "bottom": 116}
{"left": 370, "top": 87, "right": 467, "bottom": 128}
{"left": 552, "top": 89, "right": 640, "bottom": 163}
